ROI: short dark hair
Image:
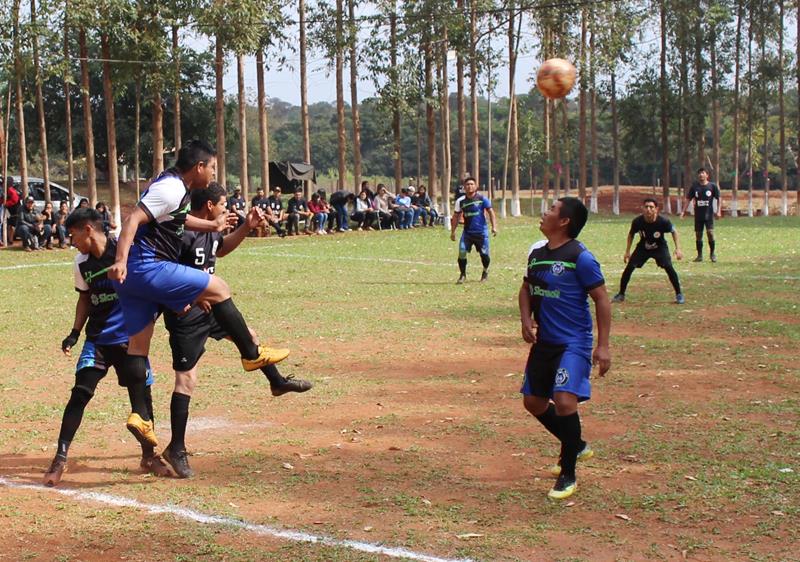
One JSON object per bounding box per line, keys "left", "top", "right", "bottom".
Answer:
{"left": 175, "top": 140, "right": 216, "bottom": 173}
{"left": 558, "top": 197, "right": 589, "bottom": 238}
{"left": 463, "top": 176, "right": 477, "bottom": 184}
{"left": 65, "top": 208, "right": 103, "bottom": 231}
{"left": 696, "top": 167, "right": 707, "bottom": 174}
{"left": 294, "top": 187, "right": 303, "bottom": 194}
{"left": 191, "top": 182, "right": 226, "bottom": 211}
{"left": 643, "top": 197, "right": 658, "bottom": 207}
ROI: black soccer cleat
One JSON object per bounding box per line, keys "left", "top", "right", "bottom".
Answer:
{"left": 271, "top": 375, "right": 314, "bottom": 397}
{"left": 710, "top": 254, "right": 717, "bottom": 263}
{"left": 693, "top": 255, "right": 703, "bottom": 262}
{"left": 162, "top": 445, "right": 194, "bottom": 479}
{"left": 611, "top": 293, "right": 625, "bottom": 303}
{"left": 456, "top": 275, "right": 466, "bottom": 285}
{"left": 480, "top": 269, "right": 489, "bottom": 282}
{"left": 141, "top": 453, "right": 173, "bottom": 477}
{"left": 43, "top": 456, "right": 67, "bottom": 487}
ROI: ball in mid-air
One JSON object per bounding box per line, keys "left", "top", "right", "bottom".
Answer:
{"left": 536, "top": 58, "right": 577, "bottom": 99}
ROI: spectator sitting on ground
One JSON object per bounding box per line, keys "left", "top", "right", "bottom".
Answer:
{"left": 250, "top": 187, "right": 271, "bottom": 237}
{"left": 17, "top": 196, "right": 52, "bottom": 251}
{"left": 360, "top": 180, "right": 375, "bottom": 201}
{"left": 227, "top": 186, "right": 247, "bottom": 228}
{"left": 393, "top": 187, "right": 414, "bottom": 229}
{"left": 54, "top": 201, "right": 69, "bottom": 248}
{"left": 95, "top": 201, "right": 116, "bottom": 235}
{"left": 78, "top": 198, "right": 90, "bottom": 209}
{"left": 330, "top": 189, "right": 355, "bottom": 232}
{"left": 286, "top": 187, "right": 313, "bottom": 236}
{"left": 308, "top": 192, "right": 328, "bottom": 234}
{"left": 374, "top": 184, "right": 394, "bottom": 229}
{"left": 266, "top": 186, "right": 287, "bottom": 237}
{"left": 42, "top": 202, "right": 57, "bottom": 245}
{"left": 352, "top": 190, "right": 377, "bottom": 230}
{"left": 413, "top": 185, "right": 438, "bottom": 227}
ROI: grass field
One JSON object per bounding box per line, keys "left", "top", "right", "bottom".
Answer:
{"left": 0, "top": 213, "right": 798, "bottom": 562}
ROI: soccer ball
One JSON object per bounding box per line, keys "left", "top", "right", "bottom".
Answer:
{"left": 536, "top": 58, "right": 577, "bottom": 99}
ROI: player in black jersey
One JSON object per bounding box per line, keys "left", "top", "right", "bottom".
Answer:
{"left": 612, "top": 198, "right": 685, "bottom": 304}
{"left": 681, "top": 168, "right": 721, "bottom": 262}
{"left": 43, "top": 209, "right": 171, "bottom": 486}
{"left": 161, "top": 183, "right": 312, "bottom": 477}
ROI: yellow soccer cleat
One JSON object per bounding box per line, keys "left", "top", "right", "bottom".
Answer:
{"left": 126, "top": 413, "right": 158, "bottom": 447}
{"left": 241, "top": 345, "right": 290, "bottom": 372}
{"left": 550, "top": 443, "right": 594, "bottom": 476}
{"left": 548, "top": 475, "right": 577, "bottom": 500}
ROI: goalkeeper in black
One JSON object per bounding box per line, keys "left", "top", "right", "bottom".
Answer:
{"left": 612, "top": 198, "right": 685, "bottom": 305}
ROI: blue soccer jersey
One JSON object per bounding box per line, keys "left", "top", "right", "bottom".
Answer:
{"left": 132, "top": 168, "right": 192, "bottom": 262}
{"left": 74, "top": 238, "right": 127, "bottom": 346}
{"left": 455, "top": 194, "right": 492, "bottom": 235}
{"left": 524, "top": 239, "right": 605, "bottom": 351}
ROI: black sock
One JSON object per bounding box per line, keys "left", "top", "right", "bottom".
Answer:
{"left": 458, "top": 258, "right": 467, "bottom": 276}
{"left": 122, "top": 355, "right": 150, "bottom": 419}
{"left": 56, "top": 439, "right": 71, "bottom": 460}
{"left": 619, "top": 265, "right": 635, "bottom": 295}
{"left": 127, "top": 381, "right": 150, "bottom": 421}
{"left": 665, "top": 265, "right": 682, "bottom": 294}
{"left": 709, "top": 238, "right": 716, "bottom": 255}
{"left": 140, "top": 385, "right": 156, "bottom": 456}
{"left": 480, "top": 253, "right": 490, "bottom": 270}
{"left": 210, "top": 298, "right": 259, "bottom": 359}
{"left": 534, "top": 403, "right": 562, "bottom": 441}
{"left": 695, "top": 239, "right": 703, "bottom": 256}
{"left": 558, "top": 412, "right": 582, "bottom": 479}
{"left": 169, "top": 392, "right": 191, "bottom": 453}
{"left": 57, "top": 386, "right": 94, "bottom": 453}
{"left": 261, "top": 364, "right": 286, "bottom": 387}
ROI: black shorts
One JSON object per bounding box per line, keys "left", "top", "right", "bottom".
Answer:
{"left": 629, "top": 245, "right": 672, "bottom": 269}
{"left": 522, "top": 342, "right": 565, "bottom": 398}
{"left": 75, "top": 341, "right": 146, "bottom": 387}
{"left": 694, "top": 214, "right": 714, "bottom": 232}
{"left": 163, "top": 310, "right": 228, "bottom": 371}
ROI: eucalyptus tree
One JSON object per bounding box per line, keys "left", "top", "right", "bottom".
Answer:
{"left": 12, "top": 0, "right": 28, "bottom": 198}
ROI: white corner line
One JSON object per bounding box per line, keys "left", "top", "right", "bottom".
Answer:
{"left": 0, "top": 261, "right": 72, "bottom": 271}
{"left": 0, "top": 476, "right": 476, "bottom": 562}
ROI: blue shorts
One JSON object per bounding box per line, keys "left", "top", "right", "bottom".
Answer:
{"left": 459, "top": 231, "right": 489, "bottom": 257}
{"left": 112, "top": 260, "right": 210, "bottom": 336}
{"left": 520, "top": 343, "right": 591, "bottom": 402}
{"left": 76, "top": 341, "right": 155, "bottom": 387}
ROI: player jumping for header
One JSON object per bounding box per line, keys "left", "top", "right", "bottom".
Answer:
{"left": 450, "top": 177, "right": 497, "bottom": 284}
{"left": 681, "top": 167, "right": 721, "bottom": 262}
{"left": 519, "top": 197, "right": 611, "bottom": 500}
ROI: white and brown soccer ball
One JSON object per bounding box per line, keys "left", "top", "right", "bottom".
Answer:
{"left": 536, "top": 58, "right": 577, "bottom": 99}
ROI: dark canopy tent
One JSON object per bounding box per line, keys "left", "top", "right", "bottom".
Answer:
{"left": 268, "top": 162, "right": 316, "bottom": 192}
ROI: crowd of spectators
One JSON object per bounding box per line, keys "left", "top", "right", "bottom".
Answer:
{"left": 232, "top": 180, "right": 441, "bottom": 237}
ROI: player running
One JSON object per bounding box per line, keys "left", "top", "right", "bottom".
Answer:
{"left": 612, "top": 198, "right": 685, "bottom": 304}
{"left": 450, "top": 177, "right": 497, "bottom": 284}
{"left": 108, "top": 141, "right": 289, "bottom": 446}
{"left": 44, "top": 208, "right": 171, "bottom": 487}
{"left": 681, "top": 167, "right": 721, "bottom": 262}
{"left": 161, "top": 183, "right": 313, "bottom": 478}
{"left": 518, "top": 197, "right": 611, "bottom": 500}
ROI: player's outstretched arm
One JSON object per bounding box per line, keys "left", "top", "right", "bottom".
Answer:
{"left": 186, "top": 212, "right": 228, "bottom": 233}
{"left": 518, "top": 282, "right": 537, "bottom": 344}
{"left": 219, "top": 207, "right": 263, "bottom": 258}
{"left": 588, "top": 285, "right": 611, "bottom": 376}
{"left": 110, "top": 205, "right": 150, "bottom": 282}
{"left": 63, "top": 292, "right": 91, "bottom": 356}
{"left": 671, "top": 229, "right": 683, "bottom": 260}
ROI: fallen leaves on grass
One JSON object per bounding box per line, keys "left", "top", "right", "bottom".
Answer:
{"left": 614, "top": 513, "right": 631, "bottom": 521}
{"left": 456, "top": 533, "right": 484, "bottom": 539}
{"left": 282, "top": 462, "right": 294, "bottom": 470}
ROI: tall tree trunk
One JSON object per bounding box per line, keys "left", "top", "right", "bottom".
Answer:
{"left": 731, "top": 0, "right": 742, "bottom": 217}
{"left": 589, "top": 15, "right": 598, "bottom": 213}
{"left": 469, "top": 0, "right": 479, "bottom": 184}
{"left": 390, "top": 4, "right": 401, "bottom": 192}
{"left": 64, "top": 1, "right": 75, "bottom": 207}
{"left": 659, "top": 0, "right": 670, "bottom": 212}
{"left": 561, "top": 101, "right": 571, "bottom": 196}
{"left": 680, "top": 42, "right": 690, "bottom": 208}
{"left": 348, "top": 0, "right": 361, "bottom": 192}
{"left": 335, "top": 0, "right": 346, "bottom": 191}
{"left": 778, "top": 0, "right": 787, "bottom": 215}
{"left": 215, "top": 35, "right": 226, "bottom": 185}
{"left": 747, "top": 3, "right": 754, "bottom": 217}
{"left": 439, "top": 33, "right": 452, "bottom": 217}
{"left": 135, "top": 81, "right": 141, "bottom": 200}
{"left": 694, "top": 17, "right": 704, "bottom": 168}
{"left": 79, "top": 28, "right": 96, "bottom": 205}
{"left": 508, "top": 2, "right": 521, "bottom": 216}
{"left": 415, "top": 103, "right": 422, "bottom": 183}
{"left": 456, "top": 0, "right": 466, "bottom": 182}
{"left": 611, "top": 67, "right": 620, "bottom": 215}
{"left": 553, "top": 98, "right": 561, "bottom": 199}
{"left": 711, "top": 32, "right": 721, "bottom": 191}
{"left": 101, "top": 32, "right": 120, "bottom": 231}
{"left": 760, "top": 10, "right": 769, "bottom": 216}
{"left": 236, "top": 53, "right": 248, "bottom": 201}
{"left": 299, "top": 0, "right": 311, "bottom": 197}
{"left": 542, "top": 95, "right": 550, "bottom": 215}
{"left": 577, "top": 7, "right": 587, "bottom": 202}
{"left": 256, "top": 48, "right": 270, "bottom": 192}
{"left": 797, "top": 0, "right": 800, "bottom": 213}
{"left": 13, "top": 0, "right": 28, "bottom": 199}
{"left": 424, "top": 41, "right": 437, "bottom": 208}
{"left": 173, "top": 26, "right": 182, "bottom": 152}
{"left": 152, "top": 90, "right": 164, "bottom": 176}
{"left": 31, "top": 0, "right": 50, "bottom": 203}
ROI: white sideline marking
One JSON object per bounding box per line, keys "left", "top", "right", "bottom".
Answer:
{"left": 0, "top": 477, "right": 475, "bottom": 562}
{"left": 0, "top": 261, "right": 72, "bottom": 271}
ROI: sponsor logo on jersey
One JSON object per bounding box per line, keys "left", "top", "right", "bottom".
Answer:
{"left": 654, "top": 231, "right": 661, "bottom": 238}
{"left": 705, "top": 190, "right": 712, "bottom": 197}
{"left": 90, "top": 292, "right": 118, "bottom": 306}
{"left": 555, "top": 368, "right": 569, "bottom": 386}
{"left": 532, "top": 285, "right": 561, "bottom": 299}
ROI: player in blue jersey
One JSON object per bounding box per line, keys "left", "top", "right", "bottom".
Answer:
{"left": 450, "top": 177, "right": 497, "bottom": 284}
{"left": 108, "top": 141, "right": 289, "bottom": 444}
{"left": 518, "top": 197, "right": 611, "bottom": 500}
{"left": 161, "top": 183, "right": 313, "bottom": 477}
{"left": 43, "top": 209, "right": 171, "bottom": 487}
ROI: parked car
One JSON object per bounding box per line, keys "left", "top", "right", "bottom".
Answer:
{"left": 10, "top": 176, "right": 86, "bottom": 212}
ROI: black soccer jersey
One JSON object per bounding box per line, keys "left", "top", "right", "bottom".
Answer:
{"left": 288, "top": 197, "right": 309, "bottom": 213}
{"left": 629, "top": 215, "right": 674, "bottom": 251}
{"left": 74, "top": 238, "right": 127, "bottom": 346}
{"left": 252, "top": 196, "right": 269, "bottom": 214}
{"left": 267, "top": 195, "right": 283, "bottom": 214}
{"left": 687, "top": 182, "right": 720, "bottom": 219}
{"left": 171, "top": 230, "right": 224, "bottom": 323}
{"left": 133, "top": 169, "right": 191, "bottom": 262}
{"left": 228, "top": 196, "right": 246, "bottom": 214}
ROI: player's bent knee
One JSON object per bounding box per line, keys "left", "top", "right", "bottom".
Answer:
{"left": 202, "top": 275, "right": 231, "bottom": 303}
{"left": 174, "top": 370, "right": 197, "bottom": 395}
{"left": 552, "top": 392, "right": 578, "bottom": 416}
{"left": 523, "top": 395, "right": 550, "bottom": 416}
